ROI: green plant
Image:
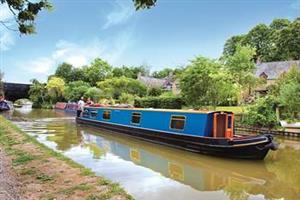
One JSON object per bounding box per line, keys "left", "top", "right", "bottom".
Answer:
{"left": 134, "top": 96, "right": 184, "bottom": 109}
{"left": 242, "top": 96, "right": 279, "bottom": 128}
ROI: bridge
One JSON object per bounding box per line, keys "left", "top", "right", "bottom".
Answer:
{"left": 3, "top": 82, "right": 31, "bottom": 102}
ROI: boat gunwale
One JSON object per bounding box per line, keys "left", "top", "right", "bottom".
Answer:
{"left": 84, "top": 106, "right": 233, "bottom": 114}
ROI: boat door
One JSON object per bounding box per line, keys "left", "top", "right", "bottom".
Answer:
{"left": 213, "top": 112, "right": 234, "bottom": 138}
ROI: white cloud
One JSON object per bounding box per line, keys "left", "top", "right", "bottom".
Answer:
{"left": 102, "top": 0, "right": 135, "bottom": 29}
{"left": 26, "top": 57, "right": 54, "bottom": 74}
{"left": 0, "top": 4, "right": 16, "bottom": 51}
{"left": 22, "top": 29, "right": 135, "bottom": 80}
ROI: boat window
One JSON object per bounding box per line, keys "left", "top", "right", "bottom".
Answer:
{"left": 170, "top": 115, "right": 186, "bottom": 130}
{"left": 90, "top": 110, "right": 97, "bottom": 118}
{"left": 102, "top": 110, "right": 111, "bottom": 120}
{"left": 131, "top": 112, "right": 141, "bottom": 124}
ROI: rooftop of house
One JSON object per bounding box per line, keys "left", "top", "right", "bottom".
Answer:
{"left": 137, "top": 73, "right": 174, "bottom": 88}
{"left": 255, "top": 60, "right": 300, "bottom": 80}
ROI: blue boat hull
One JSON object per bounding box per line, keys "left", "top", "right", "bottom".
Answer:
{"left": 76, "top": 117, "right": 276, "bottom": 160}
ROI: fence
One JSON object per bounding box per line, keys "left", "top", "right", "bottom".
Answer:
{"left": 234, "top": 125, "right": 300, "bottom": 138}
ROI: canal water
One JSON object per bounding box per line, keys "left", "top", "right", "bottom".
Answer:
{"left": 7, "top": 109, "right": 300, "bottom": 200}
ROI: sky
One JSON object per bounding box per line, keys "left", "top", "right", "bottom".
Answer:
{"left": 0, "top": 0, "right": 299, "bottom": 83}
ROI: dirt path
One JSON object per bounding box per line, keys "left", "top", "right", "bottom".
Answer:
{"left": 0, "top": 148, "right": 21, "bottom": 200}
{"left": 0, "top": 116, "right": 132, "bottom": 200}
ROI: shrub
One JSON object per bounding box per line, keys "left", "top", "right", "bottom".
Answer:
{"left": 134, "top": 96, "right": 185, "bottom": 109}
{"left": 119, "top": 93, "right": 135, "bottom": 104}
{"left": 242, "top": 96, "right": 279, "bottom": 128}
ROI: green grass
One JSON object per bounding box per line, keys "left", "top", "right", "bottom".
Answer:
{"left": 12, "top": 153, "right": 35, "bottom": 166}
{"left": 36, "top": 173, "right": 54, "bottom": 182}
{"left": 60, "top": 183, "right": 94, "bottom": 196}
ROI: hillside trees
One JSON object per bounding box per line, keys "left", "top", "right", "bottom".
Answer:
{"left": 223, "top": 18, "right": 300, "bottom": 62}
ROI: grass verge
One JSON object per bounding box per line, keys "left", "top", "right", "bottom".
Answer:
{"left": 0, "top": 115, "right": 133, "bottom": 200}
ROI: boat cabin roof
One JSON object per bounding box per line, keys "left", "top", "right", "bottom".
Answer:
{"left": 85, "top": 106, "right": 233, "bottom": 114}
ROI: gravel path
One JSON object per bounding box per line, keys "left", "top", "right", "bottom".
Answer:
{"left": 0, "top": 148, "right": 22, "bottom": 200}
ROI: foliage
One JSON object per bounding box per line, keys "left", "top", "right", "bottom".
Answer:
{"left": 112, "top": 65, "right": 150, "bottom": 79}
{"left": 29, "top": 79, "right": 48, "bottom": 108}
{"left": 119, "top": 93, "right": 135, "bottom": 104}
{"left": 134, "top": 96, "right": 185, "bottom": 109}
{"left": 180, "top": 56, "right": 238, "bottom": 108}
{"left": 270, "top": 66, "right": 300, "bottom": 120}
{"left": 278, "top": 82, "right": 300, "bottom": 120}
{"left": 152, "top": 68, "right": 174, "bottom": 78}
{"left": 54, "top": 63, "right": 85, "bottom": 83}
{"left": 97, "top": 77, "right": 147, "bottom": 99}
{"left": 46, "top": 77, "right": 65, "bottom": 103}
{"left": 133, "top": 0, "right": 156, "bottom": 10}
{"left": 147, "top": 87, "right": 163, "bottom": 96}
{"left": 0, "top": 0, "right": 52, "bottom": 34}
{"left": 223, "top": 45, "right": 258, "bottom": 100}
{"left": 83, "top": 58, "right": 112, "bottom": 86}
{"left": 84, "top": 87, "right": 102, "bottom": 102}
{"left": 64, "top": 81, "right": 91, "bottom": 102}
{"left": 223, "top": 18, "right": 300, "bottom": 62}
{"left": 243, "top": 96, "right": 278, "bottom": 128}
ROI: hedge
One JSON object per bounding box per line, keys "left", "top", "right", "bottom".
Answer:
{"left": 134, "top": 96, "right": 185, "bottom": 109}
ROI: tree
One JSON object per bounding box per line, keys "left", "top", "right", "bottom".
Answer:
{"left": 278, "top": 18, "right": 300, "bottom": 60}
{"left": 223, "top": 18, "right": 299, "bottom": 62}
{"left": 64, "top": 81, "right": 90, "bottom": 102}
{"left": 152, "top": 68, "right": 174, "bottom": 78}
{"left": 0, "top": 0, "right": 52, "bottom": 34}
{"left": 84, "top": 87, "right": 102, "bottom": 102}
{"left": 29, "top": 79, "right": 48, "bottom": 107}
{"left": 279, "top": 82, "right": 300, "bottom": 120}
{"left": 180, "top": 56, "right": 235, "bottom": 107}
{"left": 223, "top": 35, "right": 246, "bottom": 56}
{"left": 54, "top": 63, "right": 73, "bottom": 83}
{"left": 133, "top": 0, "right": 156, "bottom": 10}
{"left": 224, "top": 45, "right": 258, "bottom": 99}
{"left": 271, "top": 65, "right": 300, "bottom": 120}
{"left": 97, "top": 76, "right": 147, "bottom": 99}
{"left": 243, "top": 96, "right": 278, "bottom": 128}
{"left": 242, "top": 24, "right": 271, "bottom": 61}
{"left": 46, "top": 77, "right": 65, "bottom": 103}
{"left": 54, "top": 63, "right": 86, "bottom": 83}
{"left": 112, "top": 65, "right": 150, "bottom": 79}
{"left": 83, "top": 58, "right": 112, "bottom": 86}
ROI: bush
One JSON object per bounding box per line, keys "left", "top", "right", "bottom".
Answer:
{"left": 242, "top": 96, "right": 279, "bottom": 128}
{"left": 134, "top": 96, "right": 185, "bottom": 109}
{"left": 119, "top": 93, "right": 135, "bottom": 104}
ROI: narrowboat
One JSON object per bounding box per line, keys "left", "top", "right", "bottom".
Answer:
{"left": 76, "top": 107, "right": 278, "bottom": 159}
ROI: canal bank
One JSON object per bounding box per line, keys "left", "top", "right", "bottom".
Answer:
{"left": 0, "top": 116, "right": 132, "bottom": 200}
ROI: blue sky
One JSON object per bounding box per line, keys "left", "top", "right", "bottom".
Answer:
{"left": 0, "top": 0, "right": 299, "bottom": 83}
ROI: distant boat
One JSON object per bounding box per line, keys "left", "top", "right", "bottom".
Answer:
{"left": 0, "top": 100, "right": 12, "bottom": 112}
{"left": 76, "top": 107, "right": 278, "bottom": 160}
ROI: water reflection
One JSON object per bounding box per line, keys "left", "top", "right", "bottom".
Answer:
{"left": 11, "top": 110, "right": 300, "bottom": 200}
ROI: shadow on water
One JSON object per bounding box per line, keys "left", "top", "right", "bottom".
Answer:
{"left": 8, "top": 109, "right": 300, "bottom": 200}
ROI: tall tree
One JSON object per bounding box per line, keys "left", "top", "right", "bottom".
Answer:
{"left": 223, "top": 35, "right": 245, "bottom": 56}
{"left": 46, "top": 76, "right": 65, "bottom": 103}
{"left": 180, "top": 56, "right": 226, "bottom": 107}
{"left": 224, "top": 45, "right": 257, "bottom": 99}
{"left": 84, "top": 58, "right": 112, "bottom": 86}
{"left": 0, "top": 0, "right": 52, "bottom": 34}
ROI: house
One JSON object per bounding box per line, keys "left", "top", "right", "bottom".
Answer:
{"left": 137, "top": 73, "right": 180, "bottom": 94}
{"left": 255, "top": 60, "right": 300, "bottom": 94}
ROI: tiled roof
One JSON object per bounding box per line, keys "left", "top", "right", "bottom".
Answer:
{"left": 255, "top": 60, "right": 300, "bottom": 79}
{"left": 138, "top": 75, "right": 173, "bottom": 88}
